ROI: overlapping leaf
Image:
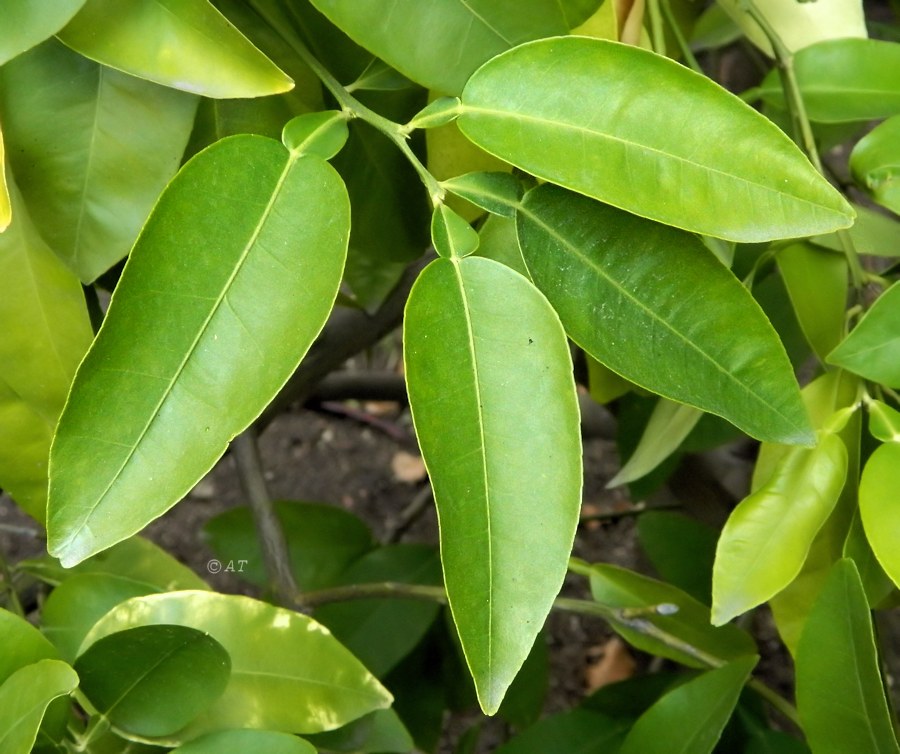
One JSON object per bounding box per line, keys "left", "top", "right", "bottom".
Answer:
{"left": 859, "top": 442, "right": 900, "bottom": 589}
{"left": 459, "top": 37, "right": 853, "bottom": 242}
{"left": 0, "top": 0, "right": 85, "bottom": 65}
{"left": 851, "top": 115, "right": 900, "bottom": 215}
{"left": 48, "top": 135, "right": 350, "bottom": 567}
{"left": 0, "top": 660, "right": 78, "bottom": 754}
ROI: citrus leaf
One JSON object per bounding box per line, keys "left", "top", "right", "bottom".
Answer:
{"left": 867, "top": 399, "right": 900, "bottom": 443}
{"left": 0, "top": 125, "right": 9, "bottom": 232}
{"left": 859, "top": 442, "right": 900, "bottom": 589}
{"left": 173, "top": 730, "right": 315, "bottom": 754}
{"left": 0, "top": 0, "right": 86, "bottom": 65}
{"left": 281, "top": 111, "right": 349, "bottom": 160}
{"left": 850, "top": 114, "right": 900, "bottom": 215}
{"left": 0, "top": 611, "right": 59, "bottom": 685}
{"left": 459, "top": 37, "right": 853, "bottom": 242}
{"left": 48, "top": 136, "right": 350, "bottom": 567}
{"left": 431, "top": 204, "right": 480, "bottom": 258}
{"left": 0, "top": 660, "right": 78, "bottom": 754}
{"left": 441, "top": 172, "right": 523, "bottom": 219}
{"left": 404, "top": 256, "right": 582, "bottom": 714}
{"left": 517, "top": 184, "right": 813, "bottom": 445}
{"left": 493, "top": 709, "right": 628, "bottom": 754}
{"left": 57, "top": 0, "right": 293, "bottom": 98}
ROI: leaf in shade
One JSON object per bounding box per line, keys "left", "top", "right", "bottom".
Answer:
{"left": 851, "top": 115, "right": 900, "bottom": 215}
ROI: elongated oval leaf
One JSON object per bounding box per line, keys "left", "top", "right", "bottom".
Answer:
{"left": 0, "top": 39, "right": 198, "bottom": 283}
{"left": 57, "top": 0, "right": 292, "bottom": 98}
{"left": 0, "top": 659, "right": 78, "bottom": 754}
{"left": 404, "top": 256, "right": 582, "bottom": 714}
{"left": 712, "top": 433, "right": 848, "bottom": 625}
{"left": 81, "top": 591, "right": 391, "bottom": 742}
{"left": 459, "top": 37, "right": 852, "bottom": 242}
{"left": 0, "top": 0, "right": 85, "bottom": 65}
{"left": 517, "top": 184, "right": 813, "bottom": 445}
{"left": 48, "top": 136, "right": 350, "bottom": 567}
{"left": 174, "top": 730, "right": 315, "bottom": 754}
{"left": 851, "top": 115, "right": 900, "bottom": 215}
{"left": 796, "top": 560, "right": 900, "bottom": 754}
{"left": 308, "top": 0, "right": 570, "bottom": 95}
{"left": 619, "top": 657, "right": 757, "bottom": 754}
{"left": 828, "top": 282, "right": 900, "bottom": 386}
{"left": 859, "top": 442, "right": 900, "bottom": 589}
{"left": 75, "top": 625, "right": 231, "bottom": 737}
{"left": 759, "top": 39, "right": 900, "bottom": 123}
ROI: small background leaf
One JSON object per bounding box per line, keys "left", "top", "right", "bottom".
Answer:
{"left": 493, "top": 709, "right": 629, "bottom": 754}
{"left": 851, "top": 114, "right": 900, "bottom": 215}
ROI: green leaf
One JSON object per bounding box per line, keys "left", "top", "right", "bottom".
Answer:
{"left": 0, "top": 126, "right": 9, "bottom": 232}
{"left": 0, "top": 660, "right": 78, "bottom": 754}
{"left": 0, "top": 39, "right": 199, "bottom": 283}
{"left": 81, "top": 591, "right": 392, "bottom": 742}
{"left": 795, "top": 560, "right": 900, "bottom": 754}
{"left": 843, "top": 509, "right": 895, "bottom": 608}
{"left": 48, "top": 136, "right": 350, "bottom": 567}
{"left": 0, "top": 179, "right": 93, "bottom": 520}
{"left": 304, "top": 709, "right": 414, "bottom": 753}
{"left": 0, "top": 610, "right": 59, "bottom": 685}
{"left": 431, "top": 204, "right": 480, "bottom": 259}
{"left": 57, "top": 0, "right": 293, "bottom": 98}
{"left": 404, "top": 256, "right": 582, "bottom": 713}
{"left": 407, "top": 96, "right": 463, "bottom": 130}
{"left": 860, "top": 442, "right": 900, "bottom": 590}
{"left": 476, "top": 214, "right": 529, "bottom": 278}
{"left": 575, "top": 562, "right": 756, "bottom": 667}
{"left": 0, "top": 0, "right": 85, "bottom": 65}
{"left": 459, "top": 37, "right": 853, "bottom": 242}
{"left": 203, "top": 501, "right": 373, "bottom": 590}
{"left": 517, "top": 184, "right": 813, "bottom": 445}
{"left": 493, "top": 709, "right": 628, "bottom": 754}
{"left": 442, "top": 172, "right": 523, "bottom": 219}
{"left": 313, "top": 544, "right": 442, "bottom": 677}
{"left": 776, "top": 243, "right": 848, "bottom": 360}
{"left": 759, "top": 39, "right": 900, "bottom": 123}
{"left": 828, "top": 282, "right": 900, "bottom": 386}
{"left": 498, "top": 631, "right": 548, "bottom": 730}
{"left": 712, "top": 432, "right": 848, "bottom": 625}
{"left": 281, "top": 111, "right": 350, "bottom": 160}
{"left": 867, "top": 399, "right": 900, "bottom": 443}
{"left": 812, "top": 204, "right": 900, "bottom": 257}
{"left": 76, "top": 626, "right": 229, "bottom": 738}
{"left": 618, "top": 657, "right": 756, "bottom": 754}
{"left": 637, "top": 512, "right": 718, "bottom": 604}
{"left": 173, "top": 730, "right": 315, "bottom": 754}
{"left": 850, "top": 114, "right": 900, "bottom": 214}
{"left": 308, "top": 0, "right": 570, "bottom": 94}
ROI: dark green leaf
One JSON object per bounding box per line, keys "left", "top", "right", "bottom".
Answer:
{"left": 282, "top": 111, "right": 350, "bottom": 159}
{"left": 494, "top": 709, "right": 628, "bottom": 754}
{"left": 859, "top": 442, "right": 900, "bottom": 589}
{"left": 48, "top": 137, "right": 349, "bottom": 567}
{"left": 0, "top": 660, "right": 78, "bottom": 754}
{"left": 431, "top": 204, "right": 480, "bottom": 258}
{"left": 75, "top": 625, "right": 231, "bottom": 737}
{"left": 304, "top": 709, "right": 414, "bottom": 753}
{"left": 638, "top": 512, "right": 717, "bottom": 604}
{"left": 795, "top": 560, "right": 900, "bottom": 754}
{"left": 498, "top": 631, "right": 548, "bottom": 730}
{"left": 404, "top": 256, "right": 582, "bottom": 713}
{"left": 0, "top": 0, "right": 85, "bottom": 65}
{"left": 517, "top": 184, "right": 813, "bottom": 445}
{"left": 851, "top": 115, "right": 900, "bottom": 214}
{"left": 460, "top": 37, "right": 852, "bottom": 242}
{"left": 173, "top": 730, "right": 315, "bottom": 754}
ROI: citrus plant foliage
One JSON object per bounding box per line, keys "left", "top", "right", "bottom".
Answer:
{"left": 1, "top": 0, "right": 899, "bottom": 752}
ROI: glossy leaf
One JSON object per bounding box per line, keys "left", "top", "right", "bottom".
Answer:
{"left": 404, "top": 256, "right": 582, "bottom": 713}
{"left": 0, "top": 39, "right": 198, "bottom": 283}
{"left": 308, "top": 0, "right": 570, "bottom": 94}
{"left": 712, "top": 432, "right": 848, "bottom": 625}
{"left": 619, "top": 657, "right": 756, "bottom": 754}
{"left": 459, "top": 37, "right": 853, "bottom": 242}
{"left": 796, "top": 560, "right": 900, "bottom": 754}
{"left": 173, "top": 730, "right": 315, "bottom": 754}
{"left": 493, "top": 709, "right": 628, "bottom": 754}
{"left": 574, "top": 561, "right": 756, "bottom": 667}
{"left": 843, "top": 509, "right": 895, "bottom": 608}
{"left": 0, "top": 0, "right": 85, "bottom": 65}
{"left": 860, "top": 442, "right": 900, "bottom": 589}
{"left": 0, "top": 180, "right": 92, "bottom": 520}
{"left": 57, "top": 0, "right": 293, "bottom": 98}
{"left": 637, "top": 512, "right": 717, "bottom": 604}
{"left": 442, "top": 172, "right": 523, "bottom": 219}
{"left": 81, "top": 591, "right": 392, "bottom": 741}
{"left": 407, "top": 96, "right": 462, "bottom": 130}
{"left": 76, "top": 625, "right": 230, "bottom": 737}
{"left": 431, "top": 204, "right": 480, "bottom": 258}
{"left": 828, "top": 282, "right": 900, "bottom": 386}
{"left": 867, "top": 399, "right": 900, "bottom": 443}
{"left": 203, "top": 501, "right": 373, "bottom": 590}
{"left": 517, "top": 184, "right": 813, "bottom": 445}
{"left": 777, "top": 243, "right": 847, "bottom": 360}
{"left": 850, "top": 114, "right": 900, "bottom": 214}
{"left": 282, "top": 111, "right": 350, "bottom": 160}
{"left": 0, "top": 610, "right": 59, "bottom": 685}
{"left": 48, "top": 137, "right": 350, "bottom": 567}
{"left": 0, "top": 660, "right": 78, "bottom": 754}
{"left": 759, "top": 39, "right": 900, "bottom": 122}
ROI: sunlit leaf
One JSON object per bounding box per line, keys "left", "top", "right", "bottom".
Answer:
{"left": 859, "top": 442, "right": 900, "bottom": 589}
{"left": 48, "top": 136, "right": 349, "bottom": 567}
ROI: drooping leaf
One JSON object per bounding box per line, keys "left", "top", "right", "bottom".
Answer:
{"left": 404, "top": 256, "right": 582, "bottom": 713}
{"left": 759, "top": 39, "right": 900, "bottom": 123}
{"left": 0, "top": 0, "right": 86, "bottom": 65}
{"left": 828, "top": 282, "right": 900, "bottom": 386}
{"left": 81, "top": 591, "right": 392, "bottom": 742}
{"left": 308, "top": 0, "right": 570, "bottom": 94}
{"left": 618, "top": 657, "right": 757, "bottom": 754}
{"left": 850, "top": 114, "right": 900, "bottom": 215}
{"left": 712, "top": 432, "right": 848, "bottom": 625}
{"left": 0, "top": 38, "right": 198, "bottom": 282}
{"left": 459, "top": 37, "right": 853, "bottom": 242}
{"left": 57, "top": 0, "right": 293, "bottom": 98}
{"left": 75, "top": 625, "right": 231, "bottom": 737}
{"left": 0, "top": 610, "right": 59, "bottom": 685}
{"left": 493, "top": 709, "right": 629, "bottom": 754}
{"left": 48, "top": 136, "right": 350, "bottom": 567}
{"left": 795, "top": 560, "right": 900, "bottom": 754}
{"left": 0, "top": 180, "right": 92, "bottom": 520}
{"left": 637, "top": 512, "right": 718, "bottom": 604}
{"left": 574, "top": 561, "right": 756, "bottom": 667}
{"left": 859, "top": 442, "right": 900, "bottom": 589}
{"left": 173, "top": 730, "right": 316, "bottom": 754}
{"left": 0, "top": 660, "right": 77, "bottom": 754}
{"left": 517, "top": 184, "right": 813, "bottom": 445}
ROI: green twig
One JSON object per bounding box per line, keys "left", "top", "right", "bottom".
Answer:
{"left": 661, "top": 0, "right": 701, "bottom": 73}
{"left": 647, "top": 0, "right": 667, "bottom": 56}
